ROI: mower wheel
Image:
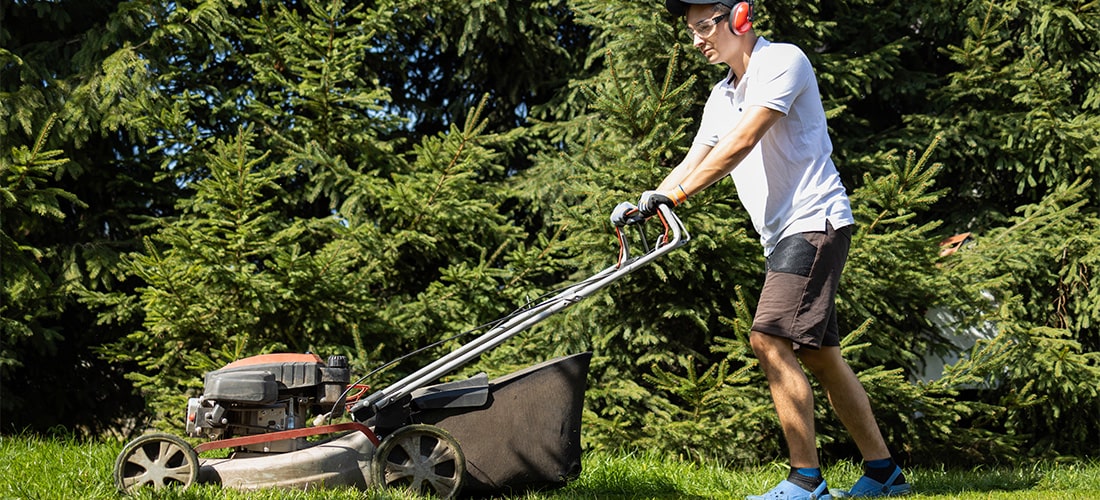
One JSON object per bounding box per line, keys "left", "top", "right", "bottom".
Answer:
{"left": 114, "top": 433, "right": 200, "bottom": 493}
{"left": 371, "top": 424, "right": 465, "bottom": 499}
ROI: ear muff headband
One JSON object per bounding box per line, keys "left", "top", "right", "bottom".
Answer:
{"left": 729, "top": 1, "right": 753, "bottom": 35}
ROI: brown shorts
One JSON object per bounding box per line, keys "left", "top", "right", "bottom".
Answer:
{"left": 752, "top": 221, "right": 851, "bottom": 349}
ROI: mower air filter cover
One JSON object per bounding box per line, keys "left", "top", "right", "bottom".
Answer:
{"left": 204, "top": 370, "right": 278, "bottom": 404}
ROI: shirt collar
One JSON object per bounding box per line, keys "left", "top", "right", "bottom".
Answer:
{"left": 720, "top": 36, "right": 770, "bottom": 90}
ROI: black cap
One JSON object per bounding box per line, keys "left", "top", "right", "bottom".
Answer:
{"left": 664, "top": 0, "right": 737, "bottom": 17}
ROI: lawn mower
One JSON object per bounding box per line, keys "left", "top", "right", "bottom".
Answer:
{"left": 113, "top": 205, "right": 689, "bottom": 498}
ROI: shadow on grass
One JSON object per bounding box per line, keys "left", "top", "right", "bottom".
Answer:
{"left": 546, "top": 466, "right": 710, "bottom": 499}
{"left": 551, "top": 483, "right": 710, "bottom": 499}
{"left": 913, "top": 467, "right": 1043, "bottom": 495}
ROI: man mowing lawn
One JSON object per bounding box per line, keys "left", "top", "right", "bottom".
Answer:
{"left": 612, "top": 1, "right": 913, "bottom": 498}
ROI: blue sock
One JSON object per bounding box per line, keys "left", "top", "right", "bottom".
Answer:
{"left": 795, "top": 467, "right": 822, "bottom": 478}
{"left": 864, "top": 458, "right": 891, "bottom": 469}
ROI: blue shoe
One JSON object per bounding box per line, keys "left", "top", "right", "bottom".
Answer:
{"left": 833, "top": 466, "right": 911, "bottom": 497}
{"left": 747, "top": 479, "right": 832, "bottom": 500}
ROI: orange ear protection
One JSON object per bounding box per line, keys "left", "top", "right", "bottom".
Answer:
{"left": 729, "top": 1, "right": 753, "bottom": 35}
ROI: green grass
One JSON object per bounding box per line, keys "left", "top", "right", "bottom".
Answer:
{"left": 2, "top": 433, "right": 1099, "bottom": 499}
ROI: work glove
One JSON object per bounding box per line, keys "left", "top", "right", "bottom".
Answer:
{"left": 610, "top": 201, "right": 643, "bottom": 227}
{"left": 638, "top": 185, "right": 688, "bottom": 217}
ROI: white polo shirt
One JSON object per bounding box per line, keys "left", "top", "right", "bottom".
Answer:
{"left": 694, "top": 37, "right": 854, "bottom": 256}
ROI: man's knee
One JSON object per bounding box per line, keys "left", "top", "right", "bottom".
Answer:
{"left": 798, "top": 347, "right": 850, "bottom": 381}
{"left": 749, "top": 330, "right": 776, "bottom": 355}
{"left": 750, "top": 330, "right": 796, "bottom": 368}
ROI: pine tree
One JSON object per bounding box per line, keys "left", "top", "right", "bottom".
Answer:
{"left": 939, "top": 180, "right": 1100, "bottom": 457}
{"left": 94, "top": 125, "right": 389, "bottom": 420}
{"left": 1, "top": 116, "right": 81, "bottom": 414}
{"left": 905, "top": 0, "right": 1100, "bottom": 224}
{"left": 1, "top": 1, "right": 176, "bottom": 433}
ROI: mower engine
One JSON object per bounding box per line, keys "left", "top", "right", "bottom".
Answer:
{"left": 185, "top": 353, "right": 351, "bottom": 453}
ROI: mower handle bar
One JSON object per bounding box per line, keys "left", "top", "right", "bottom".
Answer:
{"left": 352, "top": 205, "right": 689, "bottom": 418}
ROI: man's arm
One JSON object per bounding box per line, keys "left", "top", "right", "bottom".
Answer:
{"left": 657, "top": 142, "right": 713, "bottom": 193}
{"left": 659, "top": 105, "right": 785, "bottom": 197}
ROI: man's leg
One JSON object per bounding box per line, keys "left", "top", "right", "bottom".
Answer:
{"left": 797, "top": 346, "right": 889, "bottom": 461}
{"left": 800, "top": 346, "right": 911, "bottom": 497}
{"left": 747, "top": 331, "right": 834, "bottom": 499}
{"left": 747, "top": 225, "right": 850, "bottom": 499}
{"left": 750, "top": 330, "right": 819, "bottom": 468}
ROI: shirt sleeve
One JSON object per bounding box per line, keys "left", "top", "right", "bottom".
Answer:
{"left": 692, "top": 83, "right": 726, "bottom": 147}
{"left": 746, "top": 45, "right": 812, "bottom": 115}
